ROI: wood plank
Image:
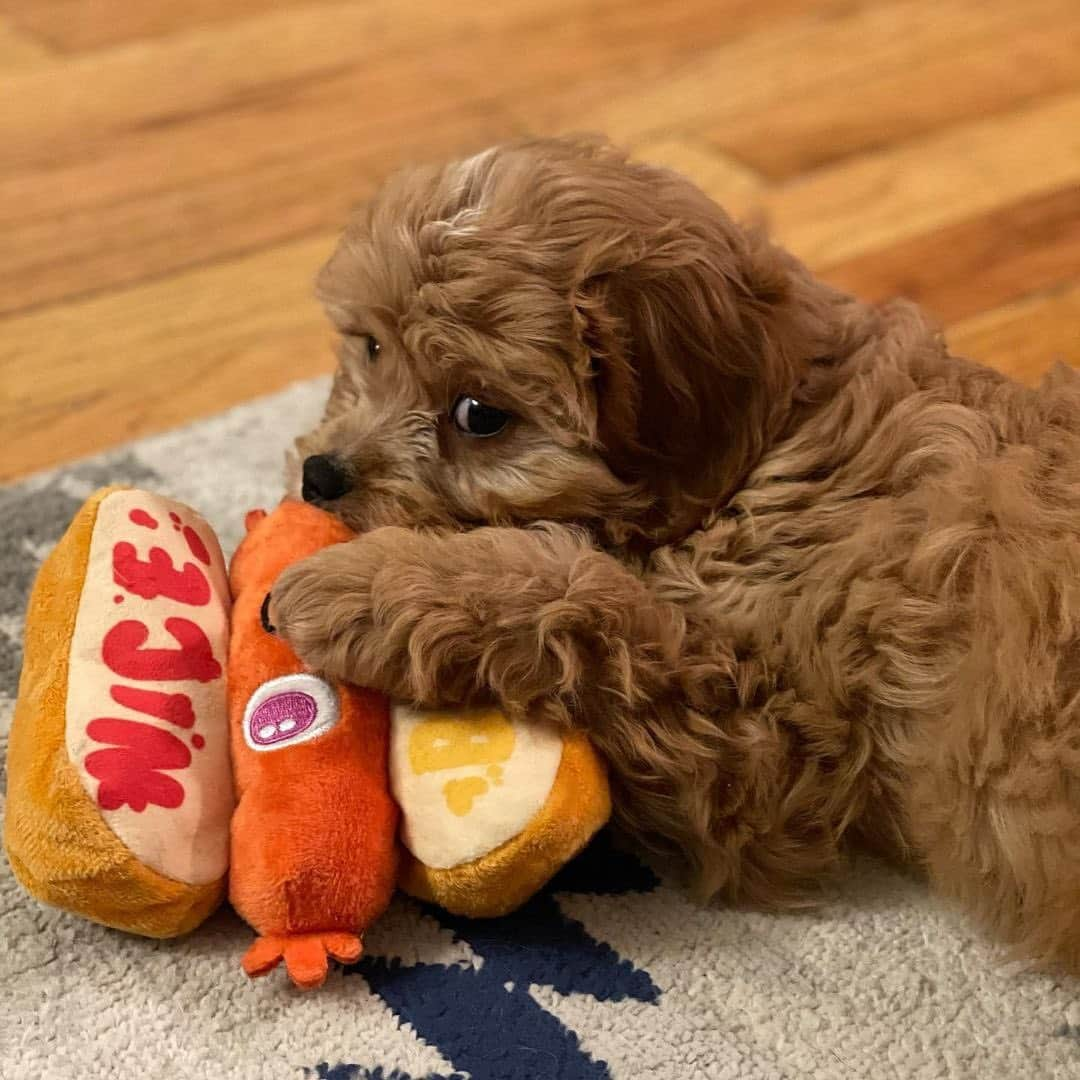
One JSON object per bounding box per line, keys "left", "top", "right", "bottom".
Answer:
{"left": 820, "top": 185, "right": 1080, "bottom": 325}
{"left": 0, "top": 0, "right": 820, "bottom": 174}
{"left": 0, "top": 0, "right": 820, "bottom": 318}
{"left": 0, "top": 0, "right": 299, "bottom": 52}
{"left": 573, "top": 0, "right": 1080, "bottom": 180}
{"left": 759, "top": 91, "right": 1080, "bottom": 267}
{"left": 0, "top": 16, "right": 52, "bottom": 67}
{"left": 0, "top": 0, "right": 815, "bottom": 54}
{"left": 0, "top": 110, "right": 501, "bottom": 316}
{"left": 948, "top": 283, "right": 1080, "bottom": 386}
{"left": 0, "top": 234, "right": 338, "bottom": 482}
{"left": 704, "top": 10, "right": 1080, "bottom": 179}
{"left": 2, "top": 2, "right": 484, "bottom": 166}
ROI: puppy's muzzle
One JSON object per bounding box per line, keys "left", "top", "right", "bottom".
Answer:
{"left": 302, "top": 454, "right": 351, "bottom": 503}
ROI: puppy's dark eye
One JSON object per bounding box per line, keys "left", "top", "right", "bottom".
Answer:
{"left": 343, "top": 332, "right": 380, "bottom": 362}
{"left": 451, "top": 395, "right": 510, "bottom": 437}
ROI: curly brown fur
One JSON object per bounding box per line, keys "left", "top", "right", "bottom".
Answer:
{"left": 271, "top": 136, "right": 1080, "bottom": 972}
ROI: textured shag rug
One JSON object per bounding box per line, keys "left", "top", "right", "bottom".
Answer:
{"left": 2, "top": 380, "right": 1078, "bottom": 1080}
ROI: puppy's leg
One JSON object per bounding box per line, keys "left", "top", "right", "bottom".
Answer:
{"left": 269, "top": 523, "right": 690, "bottom": 716}
{"left": 270, "top": 524, "right": 860, "bottom": 906}
{"left": 904, "top": 687, "right": 1080, "bottom": 973}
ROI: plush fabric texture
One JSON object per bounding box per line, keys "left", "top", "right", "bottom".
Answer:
{"left": 2, "top": 383, "right": 1078, "bottom": 1079}
{"left": 392, "top": 706, "right": 567, "bottom": 870}
{"left": 398, "top": 728, "right": 611, "bottom": 917}
{"left": 4, "top": 487, "right": 229, "bottom": 938}
{"left": 228, "top": 500, "right": 400, "bottom": 989}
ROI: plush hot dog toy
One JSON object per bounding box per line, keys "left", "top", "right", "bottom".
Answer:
{"left": 6, "top": 489, "right": 610, "bottom": 988}
{"left": 227, "top": 500, "right": 399, "bottom": 989}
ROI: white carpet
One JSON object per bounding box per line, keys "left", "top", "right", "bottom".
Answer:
{"left": 1, "top": 380, "right": 1078, "bottom": 1080}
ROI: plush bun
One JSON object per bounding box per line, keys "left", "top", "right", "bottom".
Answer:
{"left": 4, "top": 488, "right": 232, "bottom": 938}
{"left": 392, "top": 706, "right": 610, "bottom": 917}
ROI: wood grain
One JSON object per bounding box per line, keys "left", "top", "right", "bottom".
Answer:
{"left": 822, "top": 185, "right": 1080, "bottom": 325}
{"left": 0, "top": 15, "right": 51, "bottom": 66}
{"left": 948, "top": 282, "right": 1080, "bottom": 383}
{"left": 0, "top": 234, "right": 337, "bottom": 481}
{"left": 761, "top": 91, "right": 1080, "bottom": 266}
{"left": 0, "top": 0, "right": 302, "bottom": 52}
{"left": 702, "top": 1, "right": 1080, "bottom": 178}
{"left": 1, "top": 0, "right": 1077, "bottom": 480}
{"left": 0, "top": 0, "right": 805, "bottom": 318}
{"left": 578, "top": 0, "right": 1080, "bottom": 175}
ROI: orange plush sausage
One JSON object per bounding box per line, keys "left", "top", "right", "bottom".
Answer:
{"left": 228, "top": 500, "right": 399, "bottom": 989}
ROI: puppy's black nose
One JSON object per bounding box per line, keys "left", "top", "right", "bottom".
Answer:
{"left": 302, "top": 454, "right": 350, "bottom": 503}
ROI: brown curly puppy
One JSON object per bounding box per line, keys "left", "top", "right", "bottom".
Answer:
{"left": 269, "top": 136, "right": 1080, "bottom": 971}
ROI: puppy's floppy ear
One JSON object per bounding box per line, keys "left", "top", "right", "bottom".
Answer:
{"left": 572, "top": 192, "right": 840, "bottom": 517}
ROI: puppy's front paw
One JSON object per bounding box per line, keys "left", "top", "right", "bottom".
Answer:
{"left": 266, "top": 547, "right": 375, "bottom": 681}
{"left": 265, "top": 527, "right": 426, "bottom": 688}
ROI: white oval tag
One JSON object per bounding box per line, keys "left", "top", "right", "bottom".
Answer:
{"left": 242, "top": 673, "right": 339, "bottom": 752}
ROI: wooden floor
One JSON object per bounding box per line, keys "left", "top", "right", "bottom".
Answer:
{"left": 2, "top": 0, "right": 1079, "bottom": 481}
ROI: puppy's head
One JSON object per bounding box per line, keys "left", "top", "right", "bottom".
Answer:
{"left": 295, "top": 136, "right": 849, "bottom": 544}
